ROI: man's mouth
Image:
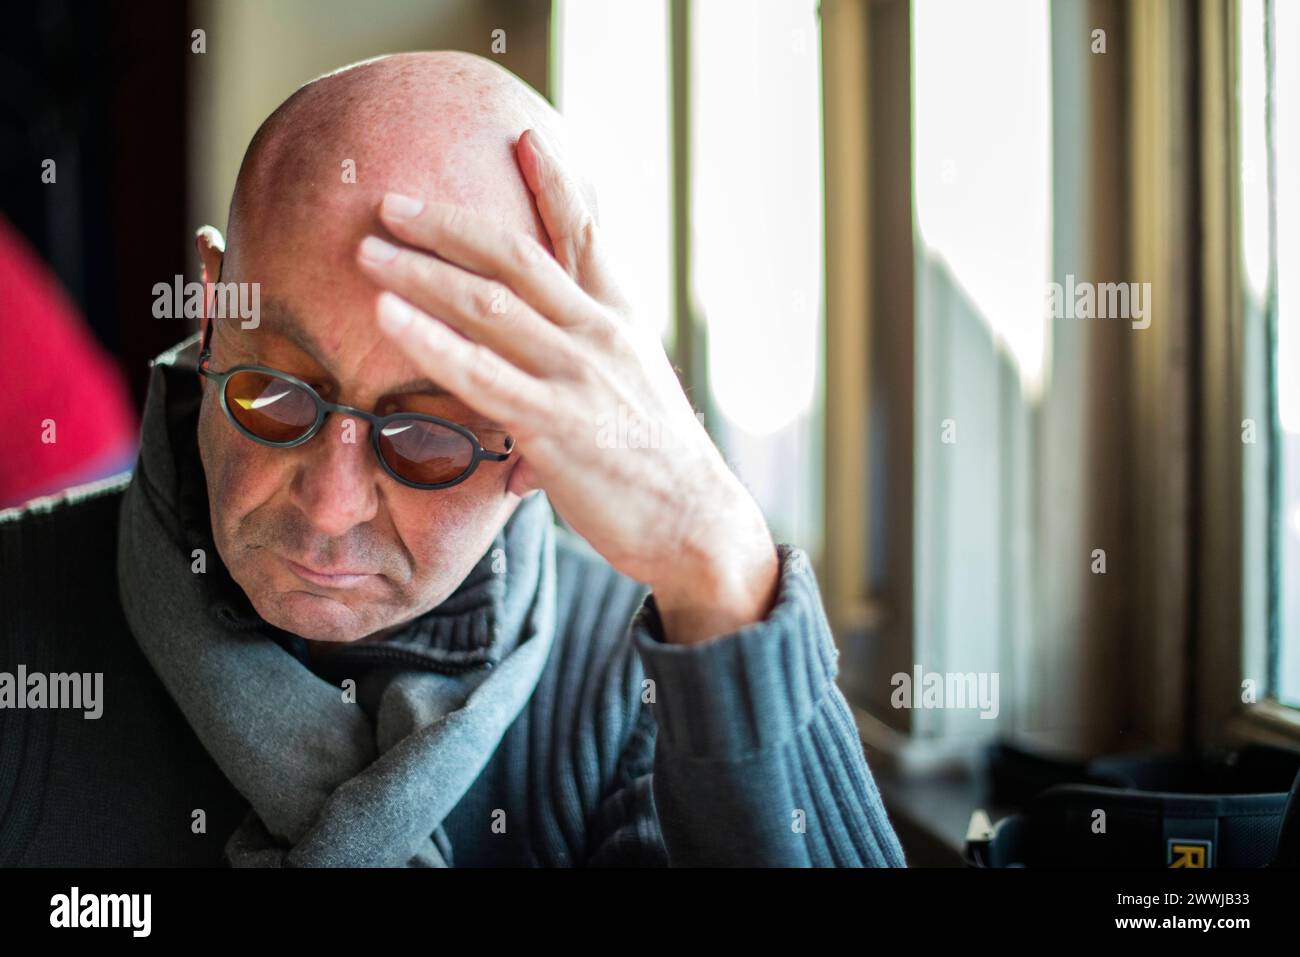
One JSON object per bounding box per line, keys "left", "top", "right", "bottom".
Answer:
{"left": 284, "top": 559, "right": 376, "bottom": 589}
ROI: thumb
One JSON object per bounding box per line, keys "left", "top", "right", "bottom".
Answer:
{"left": 516, "top": 128, "right": 626, "bottom": 313}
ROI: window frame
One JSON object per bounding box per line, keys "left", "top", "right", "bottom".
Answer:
{"left": 823, "top": 0, "right": 1300, "bottom": 763}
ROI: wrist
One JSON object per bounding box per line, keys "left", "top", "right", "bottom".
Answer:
{"left": 651, "top": 495, "right": 779, "bottom": 645}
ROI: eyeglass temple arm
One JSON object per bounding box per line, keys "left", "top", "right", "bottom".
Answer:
{"left": 195, "top": 254, "right": 220, "bottom": 366}
{"left": 197, "top": 314, "right": 215, "bottom": 367}
{"left": 197, "top": 256, "right": 223, "bottom": 365}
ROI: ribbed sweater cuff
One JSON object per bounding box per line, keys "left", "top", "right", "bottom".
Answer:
{"left": 628, "top": 544, "right": 839, "bottom": 760}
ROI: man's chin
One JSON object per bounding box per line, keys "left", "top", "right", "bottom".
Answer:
{"left": 253, "top": 589, "right": 386, "bottom": 643}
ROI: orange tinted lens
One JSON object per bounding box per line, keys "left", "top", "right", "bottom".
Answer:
{"left": 378, "top": 418, "right": 474, "bottom": 485}
{"left": 224, "top": 370, "right": 319, "bottom": 443}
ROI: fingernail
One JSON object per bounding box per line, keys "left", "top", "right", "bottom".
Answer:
{"left": 383, "top": 192, "right": 424, "bottom": 219}
{"left": 377, "top": 293, "right": 413, "bottom": 334}
{"left": 360, "top": 235, "right": 399, "bottom": 263}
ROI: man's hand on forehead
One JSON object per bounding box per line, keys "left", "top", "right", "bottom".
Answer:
{"left": 356, "top": 128, "right": 779, "bottom": 647}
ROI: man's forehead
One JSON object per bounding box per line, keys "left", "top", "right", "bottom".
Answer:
{"left": 233, "top": 298, "right": 453, "bottom": 399}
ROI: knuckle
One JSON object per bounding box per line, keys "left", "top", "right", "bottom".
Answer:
{"left": 574, "top": 222, "right": 616, "bottom": 300}
{"left": 576, "top": 216, "right": 600, "bottom": 253}
{"left": 553, "top": 218, "right": 595, "bottom": 277}
{"left": 460, "top": 281, "right": 493, "bottom": 321}
{"left": 584, "top": 309, "right": 627, "bottom": 353}
{"left": 564, "top": 217, "right": 597, "bottom": 271}
{"left": 509, "top": 232, "right": 544, "bottom": 270}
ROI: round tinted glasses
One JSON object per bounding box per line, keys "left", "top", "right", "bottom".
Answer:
{"left": 197, "top": 342, "right": 514, "bottom": 490}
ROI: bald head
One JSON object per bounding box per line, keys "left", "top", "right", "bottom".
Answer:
{"left": 223, "top": 51, "right": 593, "bottom": 278}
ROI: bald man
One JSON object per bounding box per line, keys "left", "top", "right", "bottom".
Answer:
{"left": 0, "top": 52, "right": 905, "bottom": 867}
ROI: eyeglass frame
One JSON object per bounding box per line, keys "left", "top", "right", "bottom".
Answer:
{"left": 196, "top": 321, "right": 515, "bottom": 490}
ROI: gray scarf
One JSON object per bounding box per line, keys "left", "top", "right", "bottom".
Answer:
{"left": 117, "top": 335, "right": 558, "bottom": 866}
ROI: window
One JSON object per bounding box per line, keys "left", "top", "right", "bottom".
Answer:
{"left": 1243, "top": 0, "right": 1300, "bottom": 707}
{"left": 909, "top": 0, "right": 1051, "bottom": 737}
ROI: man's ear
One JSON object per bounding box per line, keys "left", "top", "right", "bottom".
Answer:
{"left": 195, "top": 226, "right": 226, "bottom": 343}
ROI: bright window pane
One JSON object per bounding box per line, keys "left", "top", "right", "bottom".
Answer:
{"left": 1240, "top": 0, "right": 1270, "bottom": 304}
{"left": 912, "top": 0, "right": 1052, "bottom": 397}
{"left": 553, "top": 0, "right": 672, "bottom": 345}
{"left": 692, "top": 0, "right": 824, "bottom": 550}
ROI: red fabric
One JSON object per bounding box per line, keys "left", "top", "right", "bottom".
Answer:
{"left": 0, "top": 215, "right": 138, "bottom": 508}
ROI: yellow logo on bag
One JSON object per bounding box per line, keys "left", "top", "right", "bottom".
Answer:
{"left": 1168, "top": 842, "right": 1209, "bottom": 867}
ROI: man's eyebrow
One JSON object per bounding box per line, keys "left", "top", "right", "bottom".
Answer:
{"left": 257, "top": 299, "right": 330, "bottom": 365}
{"left": 260, "top": 298, "right": 453, "bottom": 398}
{"left": 387, "top": 377, "right": 453, "bottom": 398}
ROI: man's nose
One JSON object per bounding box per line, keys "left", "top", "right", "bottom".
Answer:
{"left": 289, "top": 415, "right": 381, "bottom": 536}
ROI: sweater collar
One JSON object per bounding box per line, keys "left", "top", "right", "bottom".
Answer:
{"left": 137, "top": 332, "right": 552, "bottom": 675}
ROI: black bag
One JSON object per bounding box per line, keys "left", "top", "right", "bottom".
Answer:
{"left": 966, "top": 742, "right": 1300, "bottom": 868}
